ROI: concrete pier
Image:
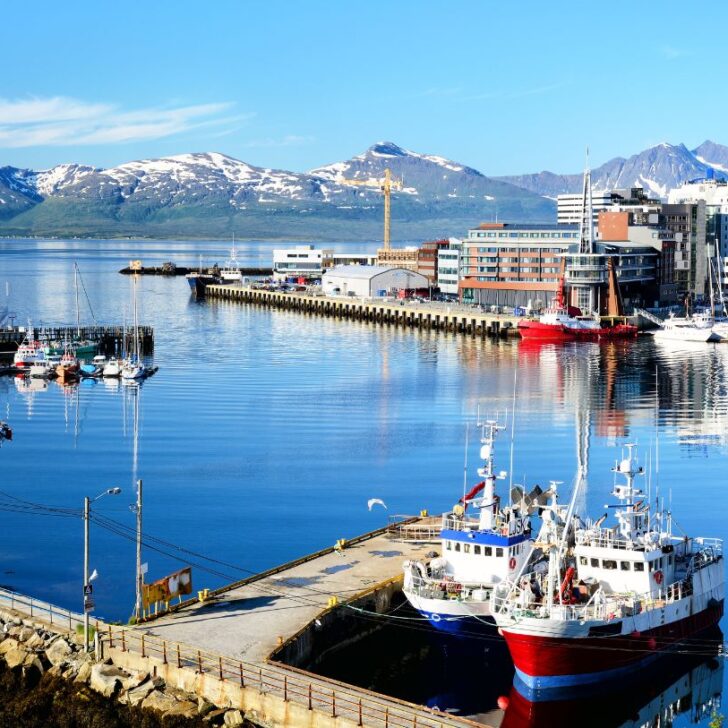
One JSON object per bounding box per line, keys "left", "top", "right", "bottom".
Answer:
{"left": 0, "top": 520, "right": 491, "bottom": 727}
{"left": 205, "top": 285, "right": 520, "bottom": 339}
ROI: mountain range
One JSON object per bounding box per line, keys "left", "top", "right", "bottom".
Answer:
{"left": 0, "top": 143, "right": 552, "bottom": 242}
{"left": 497, "top": 141, "right": 728, "bottom": 199}
{"left": 2, "top": 140, "right": 728, "bottom": 241}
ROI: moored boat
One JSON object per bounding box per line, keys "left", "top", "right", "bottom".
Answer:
{"left": 491, "top": 445, "right": 724, "bottom": 693}
{"left": 403, "top": 420, "right": 538, "bottom": 632}
{"left": 55, "top": 349, "right": 79, "bottom": 383}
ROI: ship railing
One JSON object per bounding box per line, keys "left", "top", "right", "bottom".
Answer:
{"left": 441, "top": 515, "right": 509, "bottom": 534}
{"left": 405, "top": 572, "right": 492, "bottom": 601}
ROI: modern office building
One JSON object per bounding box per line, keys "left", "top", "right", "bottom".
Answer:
{"left": 557, "top": 187, "right": 660, "bottom": 225}
{"left": 272, "top": 245, "right": 333, "bottom": 280}
{"left": 436, "top": 238, "right": 462, "bottom": 297}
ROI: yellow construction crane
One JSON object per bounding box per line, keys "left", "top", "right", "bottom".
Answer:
{"left": 337, "top": 168, "right": 402, "bottom": 250}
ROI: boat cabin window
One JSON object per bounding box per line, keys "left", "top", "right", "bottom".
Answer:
{"left": 484, "top": 547, "right": 492, "bottom": 557}
{"left": 668, "top": 554, "right": 673, "bottom": 566}
{"left": 496, "top": 548, "right": 503, "bottom": 557}
{"left": 603, "top": 560, "right": 617, "bottom": 570}
{"left": 620, "top": 561, "right": 631, "bottom": 571}
{"left": 590, "top": 558, "right": 599, "bottom": 567}
{"left": 579, "top": 556, "right": 587, "bottom": 566}
{"left": 446, "top": 541, "right": 452, "bottom": 550}
{"left": 474, "top": 545, "right": 481, "bottom": 555}
{"left": 454, "top": 543, "right": 461, "bottom": 552}
{"left": 634, "top": 562, "right": 645, "bottom": 572}
{"left": 463, "top": 544, "right": 471, "bottom": 554}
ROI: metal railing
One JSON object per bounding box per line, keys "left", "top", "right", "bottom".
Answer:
{"left": 0, "top": 586, "right": 87, "bottom": 636}
{"left": 100, "top": 625, "right": 476, "bottom": 728}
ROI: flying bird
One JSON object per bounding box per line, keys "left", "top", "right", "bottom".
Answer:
{"left": 367, "top": 498, "right": 387, "bottom": 511}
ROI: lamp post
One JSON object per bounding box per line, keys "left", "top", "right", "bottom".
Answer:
{"left": 83, "top": 487, "right": 121, "bottom": 652}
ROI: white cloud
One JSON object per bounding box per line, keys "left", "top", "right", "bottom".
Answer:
{"left": 0, "top": 96, "right": 248, "bottom": 148}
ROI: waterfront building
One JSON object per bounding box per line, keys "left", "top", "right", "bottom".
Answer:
{"left": 272, "top": 245, "right": 333, "bottom": 280}
{"left": 436, "top": 238, "right": 462, "bottom": 297}
{"left": 328, "top": 252, "right": 377, "bottom": 267}
{"left": 557, "top": 187, "right": 660, "bottom": 225}
{"left": 375, "top": 246, "right": 419, "bottom": 272}
{"left": 321, "top": 265, "right": 429, "bottom": 298}
{"left": 416, "top": 239, "right": 450, "bottom": 284}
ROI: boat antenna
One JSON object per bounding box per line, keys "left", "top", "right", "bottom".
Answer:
{"left": 508, "top": 367, "right": 517, "bottom": 503}
{"left": 462, "top": 422, "right": 469, "bottom": 500}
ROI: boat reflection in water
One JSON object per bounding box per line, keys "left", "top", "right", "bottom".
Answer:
{"left": 500, "top": 632, "right": 723, "bottom": 728}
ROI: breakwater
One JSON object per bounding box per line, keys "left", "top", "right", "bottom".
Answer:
{"left": 205, "top": 286, "right": 519, "bottom": 338}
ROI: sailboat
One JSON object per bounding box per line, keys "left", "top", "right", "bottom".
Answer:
{"left": 121, "top": 275, "right": 145, "bottom": 381}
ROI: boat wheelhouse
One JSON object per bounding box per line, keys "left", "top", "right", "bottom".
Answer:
{"left": 403, "top": 421, "right": 535, "bottom": 632}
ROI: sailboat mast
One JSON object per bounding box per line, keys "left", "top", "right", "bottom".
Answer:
{"left": 74, "top": 263, "right": 80, "bottom": 337}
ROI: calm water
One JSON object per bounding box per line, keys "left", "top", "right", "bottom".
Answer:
{"left": 1, "top": 239, "right": 727, "bottom": 726}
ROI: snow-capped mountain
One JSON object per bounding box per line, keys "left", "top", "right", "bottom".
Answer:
{"left": 498, "top": 141, "right": 728, "bottom": 199}
{"left": 0, "top": 144, "right": 554, "bottom": 240}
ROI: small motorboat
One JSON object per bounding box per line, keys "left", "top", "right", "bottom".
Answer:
{"left": 102, "top": 358, "right": 122, "bottom": 378}
{"left": 55, "top": 349, "right": 80, "bottom": 383}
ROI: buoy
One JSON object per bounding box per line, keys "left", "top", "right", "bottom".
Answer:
{"left": 497, "top": 696, "right": 510, "bottom": 710}
{"left": 648, "top": 637, "right": 657, "bottom": 650}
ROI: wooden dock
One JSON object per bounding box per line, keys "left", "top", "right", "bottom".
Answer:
{"left": 0, "top": 324, "right": 154, "bottom": 359}
{"left": 205, "top": 285, "right": 520, "bottom": 339}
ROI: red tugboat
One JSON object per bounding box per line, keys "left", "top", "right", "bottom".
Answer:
{"left": 491, "top": 445, "right": 724, "bottom": 694}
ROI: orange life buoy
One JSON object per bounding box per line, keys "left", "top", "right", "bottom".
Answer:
{"left": 509, "top": 557, "right": 516, "bottom": 570}
{"left": 654, "top": 570, "right": 663, "bottom": 585}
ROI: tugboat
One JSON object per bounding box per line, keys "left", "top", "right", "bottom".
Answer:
{"left": 491, "top": 445, "right": 724, "bottom": 693}
{"left": 403, "top": 420, "right": 541, "bottom": 632}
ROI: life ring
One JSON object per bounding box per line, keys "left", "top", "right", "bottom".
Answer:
{"left": 509, "top": 557, "right": 517, "bottom": 570}
{"left": 430, "top": 613, "right": 441, "bottom": 622}
{"left": 654, "top": 570, "right": 663, "bottom": 585}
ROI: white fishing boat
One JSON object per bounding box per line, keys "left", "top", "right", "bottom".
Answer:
{"left": 652, "top": 312, "right": 719, "bottom": 343}
{"left": 491, "top": 444, "right": 724, "bottom": 692}
{"left": 219, "top": 238, "right": 243, "bottom": 285}
{"left": 29, "top": 354, "right": 61, "bottom": 379}
{"left": 13, "top": 324, "right": 44, "bottom": 368}
{"left": 402, "top": 420, "right": 539, "bottom": 632}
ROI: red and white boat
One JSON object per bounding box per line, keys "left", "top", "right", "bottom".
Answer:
{"left": 13, "top": 330, "right": 45, "bottom": 368}
{"left": 491, "top": 445, "right": 724, "bottom": 693}
{"left": 517, "top": 284, "right": 637, "bottom": 343}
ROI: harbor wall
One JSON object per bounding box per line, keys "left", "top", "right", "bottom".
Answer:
{"left": 204, "top": 286, "right": 519, "bottom": 339}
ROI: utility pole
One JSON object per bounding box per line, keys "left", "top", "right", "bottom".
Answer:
{"left": 83, "top": 496, "right": 90, "bottom": 652}
{"left": 135, "top": 479, "right": 143, "bottom": 620}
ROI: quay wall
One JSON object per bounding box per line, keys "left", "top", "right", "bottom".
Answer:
{"left": 205, "top": 286, "right": 519, "bottom": 339}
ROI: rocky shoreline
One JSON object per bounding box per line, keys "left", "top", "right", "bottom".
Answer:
{"left": 0, "top": 611, "right": 256, "bottom": 727}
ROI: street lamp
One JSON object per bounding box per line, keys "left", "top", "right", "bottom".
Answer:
{"left": 83, "top": 487, "right": 121, "bottom": 652}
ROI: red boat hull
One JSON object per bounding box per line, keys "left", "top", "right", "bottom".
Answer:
{"left": 502, "top": 600, "right": 723, "bottom": 689}
{"left": 517, "top": 321, "right": 638, "bottom": 342}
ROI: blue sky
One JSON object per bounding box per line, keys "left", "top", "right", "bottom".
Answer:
{"left": 3, "top": 0, "right": 727, "bottom": 175}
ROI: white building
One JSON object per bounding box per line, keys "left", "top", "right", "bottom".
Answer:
{"left": 273, "top": 245, "right": 333, "bottom": 280}
{"left": 557, "top": 191, "right": 614, "bottom": 225}
{"left": 329, "top": 252, "right": 377, "bottom": 267}
{"left": 437, "top": 238, "right": 462, "bottom": 296}
{"left": 322, "top": 266, "right": 429, "bottom": 298}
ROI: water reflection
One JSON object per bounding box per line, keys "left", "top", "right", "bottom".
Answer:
{"left": 501, "top": 642, "right": 723, "bottom": 728}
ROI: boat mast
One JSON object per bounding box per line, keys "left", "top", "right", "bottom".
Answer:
{"left": 74, "top": 263, "right": 80, "bottom": 337}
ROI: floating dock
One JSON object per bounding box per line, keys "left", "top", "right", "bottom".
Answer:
{"left": 205, "top": 285, "right": 520, "bottom": 339}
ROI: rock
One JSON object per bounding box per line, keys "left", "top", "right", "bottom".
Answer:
{"left": 45, "top": 638, "right": 73, "bottom": 667}
{"left": 126, "top": 680, "right": 156, "bottom": 706}
{"left": 141, "top": 689, "right": 179, "bottom": 713}
{"left": 121, "top": 670, "right": 149, "bottom": 691}
{"left": 164, "top": 700, "right": 198, "bottom": 718}
{"left": 0, "top": 638, "right": 20, "bottom": 656}
{"left": 24, "top": 632, "right": 46, "bottom": 650}
{"left": 89, "top": 663, "right": 126, "bottom": 698}
{"left": 46, "top": 664, "right": 63, "bottom": 677}
{"left": 223, "top": 709, "right": 244, "bottom": 726}
{"left": 4, "top": 646, "right": 29, "bottom": 669}
{"left": 22, "top": 655, "right": 45, "bottom": 681}
{"left": 198, "top": 698, "right": 216, "bottom": 716}
{"left": 204, "top": 709, "right": 228, "bottom": 725}
{"left": 150, "top": 675, "right": 165, "bottom": 689}
{"left": 74, "top": 661, "right": 92, "bottom": 684}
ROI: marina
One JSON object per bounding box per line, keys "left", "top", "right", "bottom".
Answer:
{"left": 2, "top": 239, "right": 728, "bottom": 727}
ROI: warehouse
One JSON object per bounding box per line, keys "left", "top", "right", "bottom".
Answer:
{"left": 322, "top": 265, "right": 429, "bottom": 298}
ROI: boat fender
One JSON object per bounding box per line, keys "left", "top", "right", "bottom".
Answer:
{"left": 654, "top": 570, "right": 663, "bottom": 585}
{"left": 631, "top": 630, "right": 641, "bottom": 638}
{"left": 508, "top": 557, "right": 516, "bottom": 571}
{"left": 497, "top": 696, "right": 509, "bottom": 710}
{"left": 647, "top": 637, "right": 657, "bottom": 650}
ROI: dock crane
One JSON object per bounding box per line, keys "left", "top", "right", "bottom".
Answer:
{"left": 337, "top": 168, "right": 402, "bottom": 250}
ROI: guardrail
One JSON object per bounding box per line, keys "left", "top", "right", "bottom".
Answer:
{"left": 101, "top": 625, "right": 476, "bottom": 728}
{"left": 0, "top": 586, "right": 88, "bottom": 635}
